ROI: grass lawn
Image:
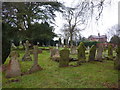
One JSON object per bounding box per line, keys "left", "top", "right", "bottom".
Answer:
{"left": 2, "top": 49, "right": 119, "bottom": 88}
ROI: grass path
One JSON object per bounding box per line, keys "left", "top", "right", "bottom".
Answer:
{"left": 2, "top": 50, "right": 118, "bottom": 88}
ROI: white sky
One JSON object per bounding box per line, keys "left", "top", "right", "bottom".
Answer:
{"left": 54, "top": 0, "right": 119, "bottom": 41}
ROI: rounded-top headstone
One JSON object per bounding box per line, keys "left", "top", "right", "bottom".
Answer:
{"left": 59, "top": 48, "right": 70, "bottom": 67}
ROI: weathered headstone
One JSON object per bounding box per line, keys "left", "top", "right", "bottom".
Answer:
{"left": 22, "top": 40, "right": 32, "bottom": 61}
{"left": 88, "top": 45, "right": 96, "bottom": 61}
{"left": 50, "top": 48, "right": 59, "bottom": 58}
{"left": 87, "top": 46, "right": 90, "bottom": 50}
{"left": 59, "top": 48, "right": 70, "bottom": 67}
{"left": 56, "top": 44, "right": 59, "bottom": 49}
{"left": 71, "top": 46, "right": 77, "bottom": 54}
{"left": 108, "top": 45, "right": 113, "bottom": 59}
{"left": 19, "top": 41, "right": 23, "bottom": 49}
{"left": 103, "top": 46, "right": 107, "bottom": 58}
{"left": 96, "top": 44, "right": 103, "bottom": 61}
{"left": 114, "top": 45, "right": 120, "bottom": 70}
{"left": 6, "top": 51, "right": 21, "bottom": 78}
{"left": 38, "top": 49, "right": 42, "bottom": 54}
{"left": 50, "top": 48, "right": 60, "bottom": 62}
{"left": 11, "top": 43, "right": 17, "bottom": 49}
{"left": 37, "top": 42, "right": 40, "bottom": 45}
{"left": 29, "top": 45, "right": 42, "bottom": 73}
{"left": 77, "top": 42, "right": 86, "bottom": 63}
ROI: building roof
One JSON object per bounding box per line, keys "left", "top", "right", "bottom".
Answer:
{"left": 88, "top": 35, "right": 107, "bottom": 39}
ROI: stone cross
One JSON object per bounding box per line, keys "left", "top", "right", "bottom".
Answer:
{"left": 29, "top": 45, "right": 42, "bottom": 73}
{"left": 25, "top": 40, "right": 30, "bottom": 53}
{"left": 6, "top": 51, "right": 21, "bottom": 78}
{"left": 22, "top": 40, "right": 32, "bottom": 61}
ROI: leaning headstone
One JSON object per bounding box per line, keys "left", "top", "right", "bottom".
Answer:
{"left": 88, "top": 45, "right": 96, "bottom": 61}
{"left": 29, "top": 45, "right": 42, "bottom": 73}
{"left": 96, "top": 44, "right": 103, "bottom": 61}
{"left": 108, "top": 45, "right": 113, "bottom": 59}
{"left": 59, "top": 48, "right": 70, "bottom": 67}
{"left": 77, "top": 42, "right": 86, "bottom": 63}
{"left": 6, "top": 51, "right": 21, "bottom": 78}
{"left": 50, "top": 48, "right": 59, "bottom": 58}
{"left": 114, "top": 45, "right": 120, "bottom": 70}
{"left": 22, "top": 40, "right": 32, "bottom": 61}
{"left": 50, "top": 48, "right": 60, "bottom": 62}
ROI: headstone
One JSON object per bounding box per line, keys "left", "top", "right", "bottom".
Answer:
{"left": 56, "top": 44, "right": 59, "bottom": 49}
{"left": 6, "top": 51, "right": 21, "bottom": 78}
{"left": 108, "top": 45, "right": 113, "bottom": 59}
{"left": 11, "top": 43, "right": 17, "bottom": 49}
{"left": 96, "top": 45, "right": 103, "bottom": 61}
{"left": 38, "top": 49, "right": 42, "bottom": 54}
{"left": 59, "top": 48, "right": 70, "bottom": 67}
{"left": 88, "top": 45, "right": 96, "bottom": 61}
{"left": 50, "top": 48, "right": 59, "bottom": 58}
{"left": 86, "top": 46, "right": 90, "bottom": 51}
{"left": 19, "top": 41, "right": 23, "bottom": 49}
{"left": 29, "top": 45, "right": 42, "bottom": 73}
{"left": 22, "top": 40, "right": 32, "bottom": 61}
{"left": 77, "top": 42, "right": 86, "bottom": 62}
{"left": 50, "top": 48, "right": 60, "bottom": 62}
{"left": 114, "top": 45, "right": 120, "bottom": 70}
{"left": 37, "top": 42, "right": 39, "bottom": 45}
{"left": 103, "top": 46, "right": 107, "bottom": 58}
{"left": 71, "top": 46, "right": 77, "bottom": 54}
{"left": 42, "top": 44, "right": 45, "bottom": 47}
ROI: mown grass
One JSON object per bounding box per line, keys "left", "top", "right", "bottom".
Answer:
{"left": 2, "top": 48, "right": 119, "bottom": 88}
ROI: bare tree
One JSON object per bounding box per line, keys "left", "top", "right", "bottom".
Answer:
{"left": 62, "top": 0, "right": 110, "bottom": 47}
{"left": 107, "top": 24, "right": 120, "bottom": 44}
{"left": 107, "top": 24, "right": 120, "bottom": 38}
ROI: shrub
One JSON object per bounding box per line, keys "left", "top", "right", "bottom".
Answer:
{"left": 108, "top": 45, "right": 113, "bottom": 59}
{"left": 114, "top": 45, "right": 120, "bottom": 70}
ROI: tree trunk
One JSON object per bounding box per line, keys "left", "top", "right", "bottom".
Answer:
{"left": 70, "top": 32, "right": 73, "bottom": 47}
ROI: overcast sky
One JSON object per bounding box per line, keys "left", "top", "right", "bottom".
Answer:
{"left": 53, "top": 0, "right": 119, "bottom": 41}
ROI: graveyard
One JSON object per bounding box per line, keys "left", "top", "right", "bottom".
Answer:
{"left": 2, "top": 43, "right": 119, "bottom": 88}
{"left": 1, "top": 1, "right": 120, "bottom": 89}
